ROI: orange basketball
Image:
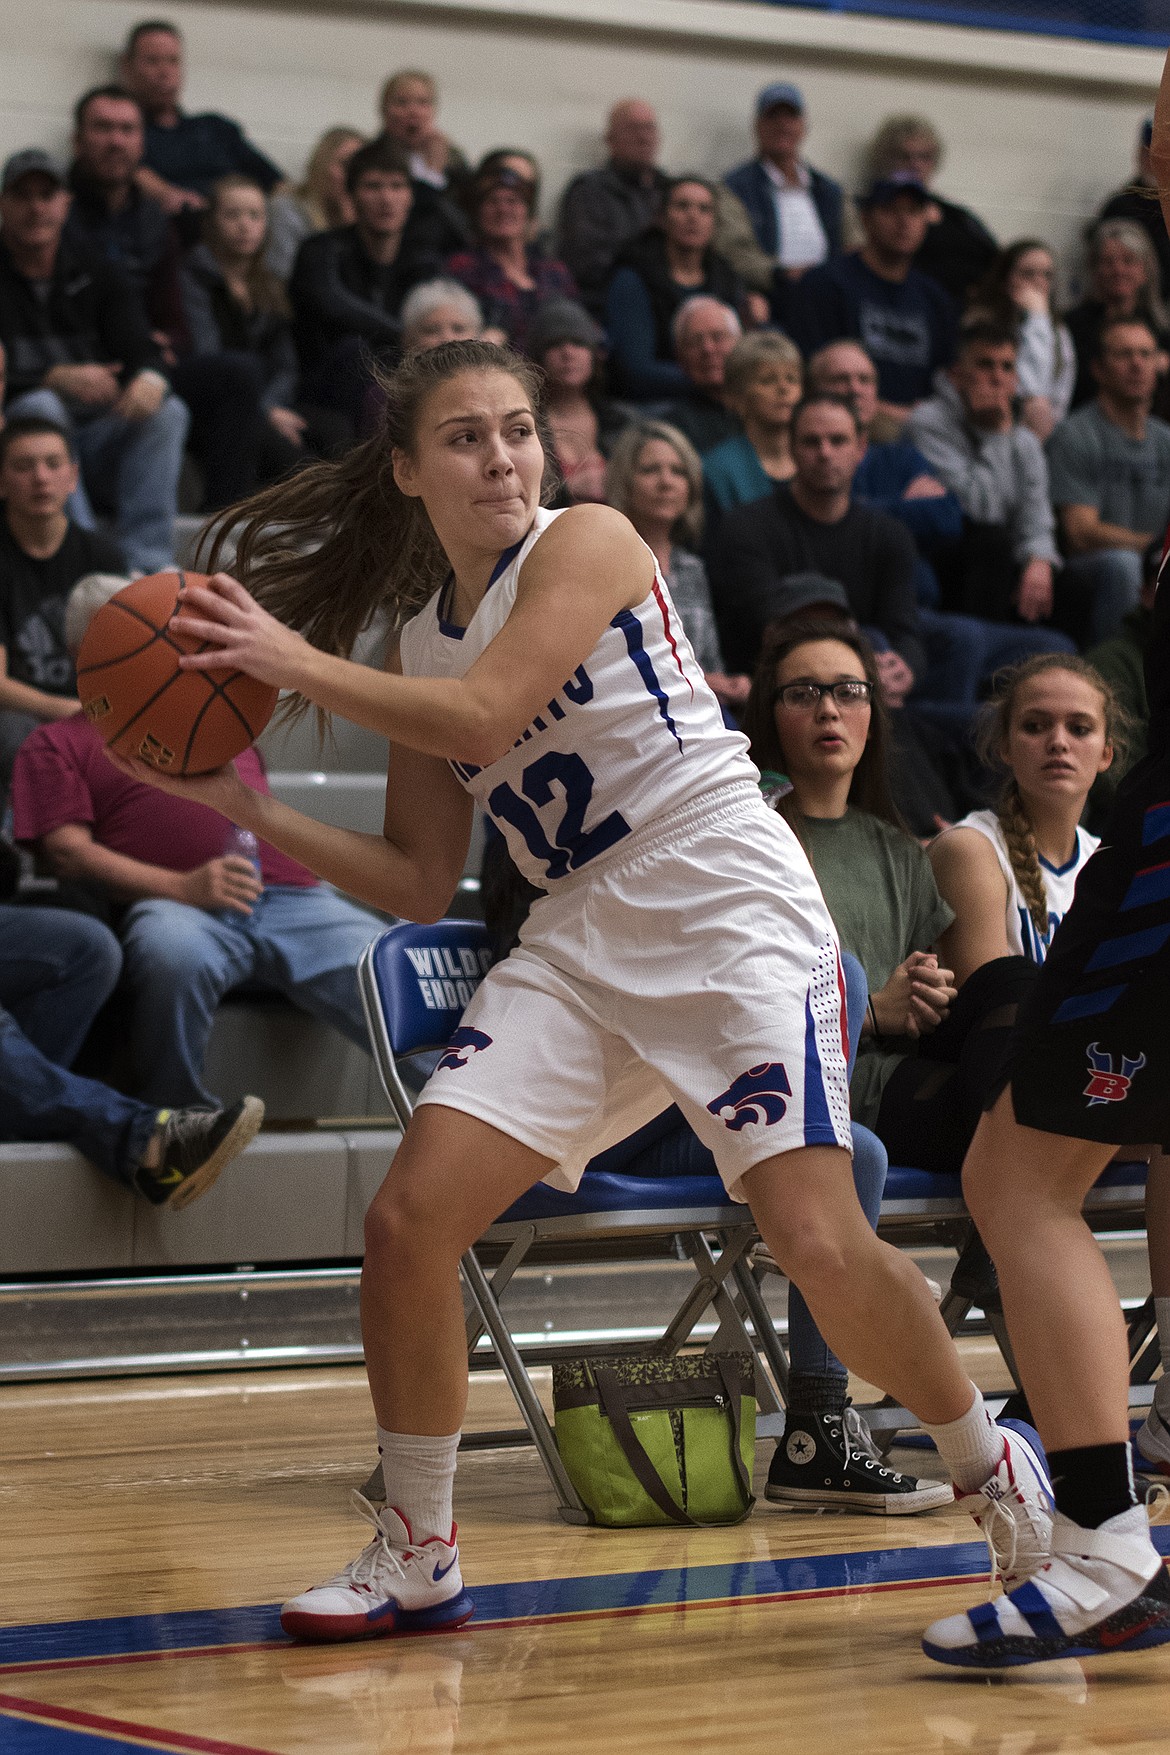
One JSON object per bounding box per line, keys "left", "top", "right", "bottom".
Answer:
{"left": 76, "top": 571, "right": 279, "bottom": 776}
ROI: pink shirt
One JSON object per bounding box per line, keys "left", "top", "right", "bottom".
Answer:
{"left": 12, "top": 712, "right": 317, "bottom": 888}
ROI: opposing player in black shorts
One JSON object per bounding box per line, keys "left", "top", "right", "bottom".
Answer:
{"left": 922, "top": 87, "right": 1170, "bottom": 1654}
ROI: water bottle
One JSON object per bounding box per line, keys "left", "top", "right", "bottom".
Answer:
{"left": 223, "top": 823, "right": 262, "bottom": 884}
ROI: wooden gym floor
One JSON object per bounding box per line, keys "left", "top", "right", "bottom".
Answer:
{"left": 4, "top": 1354, "right": 1170, "bottom": 1754}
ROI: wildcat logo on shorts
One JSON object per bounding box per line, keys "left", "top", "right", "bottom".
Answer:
{"left": 1083, "top": 1042, "right": 1147, "bottom": 1107}
{"left": 708, "top": 1062, "right": 792, "bottom": 1131}
{"left": 436, "top": 1027, "right": 493, "bottom": 1072}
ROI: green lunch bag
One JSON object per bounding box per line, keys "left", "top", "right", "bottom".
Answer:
{"left": 551, "top": 1351, "right": 757, "bottom": 1527}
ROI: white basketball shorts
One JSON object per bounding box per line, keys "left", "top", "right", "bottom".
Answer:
{"left": 415, "top": 781, "right": 853, "bottom": 1200}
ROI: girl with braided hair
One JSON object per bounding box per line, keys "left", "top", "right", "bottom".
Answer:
{"left": 930, "top": 655, "right": 1121, "bottom": 983}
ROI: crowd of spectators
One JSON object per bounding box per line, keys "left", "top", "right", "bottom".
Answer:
{"left": 1, "top": 17, "right": 1167, "bottom": 1211}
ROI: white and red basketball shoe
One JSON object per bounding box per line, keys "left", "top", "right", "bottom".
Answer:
{"left": 955, "top": 1420, "right": 1055, "bottom": 1590}
{"left": 281, "top": 1493, "right": 473, "bottom": 1642}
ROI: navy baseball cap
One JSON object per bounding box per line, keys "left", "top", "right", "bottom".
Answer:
{"left": 858, "top": 170, "right": 932, "bottom": 208}
{"left": 756, "top": 82, "right": 805, "bottom": 118}
{"left": 1, "top": 149, "right": 66, "bottom": 193}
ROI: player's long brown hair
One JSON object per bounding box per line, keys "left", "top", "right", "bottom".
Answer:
{"left": 976, "top": 654, "right": 1124, "bottom": 938}
{"left": 743, "top": 617, "right": 907, "bottom": 842}
{"left": 197, "top": 340, "right": 558, "bottom": 693}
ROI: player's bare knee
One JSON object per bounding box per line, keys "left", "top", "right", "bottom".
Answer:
{"left": 768, "top": 1223, "right": 853, "bottom": 1299}
{"left": 363, "top": 1182, "right": 441, "bottom": 1272}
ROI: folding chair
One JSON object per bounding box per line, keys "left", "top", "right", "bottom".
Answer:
{"left": 358, "top": 920, "right": 768, "bottom": 1524}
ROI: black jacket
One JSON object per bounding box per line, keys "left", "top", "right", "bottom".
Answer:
{"left": 710, "top": 482, "right": 924, "bottom": 676}
{"left": 289, "top": 225, "right": 440, "bottom": 370}
{"left": 0, "top": 234, "right": 165, "bottom": 404}
{"left": 63, "top": 165, "right": 183, "bottom": 341}
{"left": 179, "top": 244, "right": 298, "bottom": 409}
{"left": 611, "top": 228, "right": 743, "bottom": 364}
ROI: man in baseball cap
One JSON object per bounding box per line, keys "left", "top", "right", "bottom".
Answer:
{"left": 725, "top": 80, "right": 845, "bottom": 284}
{"left": 785, "top": 165, "right": 958, "bottom": 422}
{"left": 1, "top": 150, "right": 67, "bottom": 194}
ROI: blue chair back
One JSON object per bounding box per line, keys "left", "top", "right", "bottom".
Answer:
{"left": 364, "top": 920, "right": 492, "bottom": 1057}
{"left": 359, "top": 921, "right": 493, "bottom": 1128}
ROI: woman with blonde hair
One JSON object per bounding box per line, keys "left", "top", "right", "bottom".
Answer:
{"left": 702, "top": 331, "right": 803, "bottom": 525}
{"left": 378, "top": 68, "right": 467, "bottom": 191}
{"left": 864, "top": 112, "right": 996, "bottom": 303}
{"left": 606, "top": 420, "right": 749, "bottom": 707}
{"left": 266, "top": 127, "right": 365, "bottom": 281}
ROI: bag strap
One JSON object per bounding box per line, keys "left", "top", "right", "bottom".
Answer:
{"left": 713, "top": 1353, "right": 755, "bottom": 1513}
{"left": 591, "top": 1366, "right": 695, "bottom": 1526}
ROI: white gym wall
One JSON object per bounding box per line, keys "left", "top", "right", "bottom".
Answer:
{"left": 1, "top": 0, "right": 1162, "bottom": 291}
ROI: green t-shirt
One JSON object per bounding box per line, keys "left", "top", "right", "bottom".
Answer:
{"left": 1047, "top": 402, "right": 1170, "bottom": 537}
{"left": 800, "top": 808, "right": 955, "bottom": 1127}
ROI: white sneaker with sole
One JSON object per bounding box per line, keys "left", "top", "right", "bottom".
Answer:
{"left": 924, "top": 1505, "right": 1170, "bottom": 1668}
{"left": 956, "top": 1419, "right": 1054, "bottom": 1589}
{"left": 281, "top": 1492, "right": 474, "bottom": 1643}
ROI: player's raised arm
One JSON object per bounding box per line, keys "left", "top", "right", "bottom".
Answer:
{"left": 173, "top": 505, "right": 651, "bottom": 767}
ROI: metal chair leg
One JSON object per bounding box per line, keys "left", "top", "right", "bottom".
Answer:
{"left": 730, "top": 1256, "right": 790, "bottom": 1405}
{"left": 459, "top": 1248, "right": 591, "bottom": 1525}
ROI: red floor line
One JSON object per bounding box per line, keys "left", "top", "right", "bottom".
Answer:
{"left": 0, "top": 1691, "right": 279, "bottom": 1755}
{"left": 0, "top": 1567, "right": 984, "bottom": 1680}
{"left": 0, "top": 1641, "right": 290, "bottom": 1680}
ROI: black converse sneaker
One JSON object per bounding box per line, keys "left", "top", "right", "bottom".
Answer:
{"left": 133, "top": 1096, "right": 264, "bottom": 1209}
{"left": 766, "top": 1407, "right": 953, "bottom": 1515}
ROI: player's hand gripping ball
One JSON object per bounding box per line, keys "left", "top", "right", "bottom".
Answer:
{"left": 76, "top": 572, "right": 279, "bottom": 775}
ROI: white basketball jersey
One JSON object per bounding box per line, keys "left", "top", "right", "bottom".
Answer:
{"left": 397, "top": 508, "right": 757, "bottom": 888}
{"left": 950, "top": 808, "right": 1099, "bottom": 963}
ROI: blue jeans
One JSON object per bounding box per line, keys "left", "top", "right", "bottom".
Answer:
{"left": 0, "top": 904, "right": 157, "bottom": 1185}
{"left": 120, "top": 885, "right": 381, "bottom": 1107}
{"left": 1059, "top": 549, "right": 1145, "bottom": 645}
{"left": 8, "top": 387, "right": 189, "bottom": 574}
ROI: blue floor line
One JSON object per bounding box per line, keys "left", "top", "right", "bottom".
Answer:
{"left": 3, "top": 1528, "right": 1169, "bottom": 1672}
{"left": 0, "top": 1719, "right": 141, "bottom": 1754}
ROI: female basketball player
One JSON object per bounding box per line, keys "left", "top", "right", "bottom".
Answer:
{"left": 930, "top": 656, "right": 1117, "bottom": 984}
{"left": 119, "top": 339, "right": 1052, "bottom": 1645}
{"left": 913, "top": 59, "right": 1170, "bottom": 1664}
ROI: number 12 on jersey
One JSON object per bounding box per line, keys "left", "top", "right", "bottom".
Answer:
{"left": 489, "top": 750, "right": 631, "bottom": 880}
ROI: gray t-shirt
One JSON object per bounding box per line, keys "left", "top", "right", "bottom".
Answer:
{"left": 665, "top": 547, "right": 726, "bottom": 675}
{"left": 799, "top": 808, "right": 954, "bottom": 1128}
{"left": 1047, "top": 401, "right": 1170, "bottom": 537}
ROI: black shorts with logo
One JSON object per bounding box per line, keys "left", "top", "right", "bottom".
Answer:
{"left": 999, "top": 749, "right": 1170, "bottom": 1149}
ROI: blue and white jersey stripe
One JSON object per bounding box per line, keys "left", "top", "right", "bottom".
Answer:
{"left": 398, "top": 508, "right": 756, "bottom": 888}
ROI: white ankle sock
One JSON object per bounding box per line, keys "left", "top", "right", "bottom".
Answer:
{"left": 376, "top": 1427, "right": 460, "bottom": 1543}
{"left": 1156, "top": 1297, "right": 1170, "bottom": 1379}
{"left": 922, "top": 1388, "right": 1005, "bottom": 1493}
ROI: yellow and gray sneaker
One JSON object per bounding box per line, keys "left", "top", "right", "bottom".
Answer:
{"left": 133, "top": 1096, "right": 264, "bottom": 1208}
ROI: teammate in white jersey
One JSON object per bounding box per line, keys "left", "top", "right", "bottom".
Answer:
{"left": 120, "top": 341, "right": 1052, "bottom": 1646}
{"left": 930, "top": 657, "right": 1114, "bottom": 985}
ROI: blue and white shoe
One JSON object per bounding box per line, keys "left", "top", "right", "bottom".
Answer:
{"left": 957, "top": 1420, "right": 1054, "bottom": 1589}
{"left": 924, "top": 1506, "right": 1170, "bottom": 1668}
{"left": 281, "top": 1492, "right": 474, "bottom": 1643}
